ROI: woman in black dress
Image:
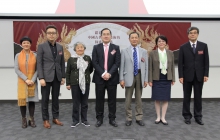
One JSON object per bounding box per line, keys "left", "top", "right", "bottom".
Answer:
{"left": 148, "top": 35, "right": 175, "bottom": 125}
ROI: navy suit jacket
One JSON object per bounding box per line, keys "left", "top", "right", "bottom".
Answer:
{"left": 92, "top": 43, "right": 120, "bottom": 85}
{"left": 178, "top": 41, "right": 209, "bottom": 82}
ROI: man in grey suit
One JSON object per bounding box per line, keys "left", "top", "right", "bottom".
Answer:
{"left": 119, "top": 32, "right": 148, "bottom": 126}
{"left": 37, "top": 25, "right": 65, "bottom": 129}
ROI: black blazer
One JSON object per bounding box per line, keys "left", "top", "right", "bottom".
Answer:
{"left": 66, "top": 55, "right": 93, "bottom": 86}
{"left": 92, "top": 43, "right": 121, "bottom": 85}
{"left": 178, "top": 41, "right": 209, "bottom": 82}
{"left": 37, "top": 41, "right": 65, "bottom": 82}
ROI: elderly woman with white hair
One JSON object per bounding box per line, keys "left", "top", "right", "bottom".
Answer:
{"left": 66, "top": 42, "right": 93, "bottom": 128}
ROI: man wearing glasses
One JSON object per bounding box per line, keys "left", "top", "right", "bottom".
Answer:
{"left": 37, "top": 25, "right": 65, "bottom": 129}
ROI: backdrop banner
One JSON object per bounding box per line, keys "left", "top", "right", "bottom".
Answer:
{"left": 13, "top": 21, "right": 190, "bottom": 63}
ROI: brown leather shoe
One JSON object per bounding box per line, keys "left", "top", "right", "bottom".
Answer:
{"left": 53, "top": 119, "right": 63, "bottom": 126}
{"left": 43, "top": 120, "right": 51, "bottom": 129}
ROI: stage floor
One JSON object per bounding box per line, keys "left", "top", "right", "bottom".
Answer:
{"left": 0, "top": 101, "right": 219, "bottom": 140}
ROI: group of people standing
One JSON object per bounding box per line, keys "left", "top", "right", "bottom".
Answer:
{"left": 15, "top": 25, "right": 209, "bottom": 129}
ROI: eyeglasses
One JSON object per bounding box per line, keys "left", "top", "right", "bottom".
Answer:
{"left": 46, "top": 32, "right": 57, "bottom": 35}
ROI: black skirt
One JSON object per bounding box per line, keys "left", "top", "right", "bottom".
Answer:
{"left": 151, "top": 71, "right": 172, "bottom": 101}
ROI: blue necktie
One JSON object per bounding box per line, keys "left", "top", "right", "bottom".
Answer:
{"left": 133, "top": 47, "right": 138, "bottom": 76}
{"left": 192, "top": 44, "right": 196, "bottom": 54}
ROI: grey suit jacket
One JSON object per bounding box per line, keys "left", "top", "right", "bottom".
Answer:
{"left": 37, "top": 41, "right": 65, "bottom": 82}
{"left": 119, "top": 46, "right": 148, "bottom": 87}
{"left": 148, "top": 49, "right": 175, "bottom": 82}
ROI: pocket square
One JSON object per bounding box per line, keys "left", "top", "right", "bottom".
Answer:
{"left": 59, "top": 51, "right": 63, "bottom": 55}
{"left": 111, "top": 49, "right": 116, "bottom": 55}
{"left": 198, "top": 51, "right": 203, "bottom": 54}
{"left": 141, "top": 57, "right": 145, "bottom": 62}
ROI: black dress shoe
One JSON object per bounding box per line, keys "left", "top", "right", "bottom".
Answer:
{"left": 125, "top": 121, "right": 132, "bottom": 126}
{"left": 136, "top": 120, "right": 145, "bottom": 126}
{"left": 195, "top": 119, "right": 204, "bottom": 125}
{"left": 155, "top": 120, "right": 161, "bottom": 124}
{"left": 95, "top": 120, "right": 103, "bottom": 127}
{"left": 109, "top": 120, "right": 118, "bottom": 127}
{"left": 184, "top": 119, "right": 191, "bottom": 124}
{"left": 161, "top": 120, "right": 168, "bottom": 125}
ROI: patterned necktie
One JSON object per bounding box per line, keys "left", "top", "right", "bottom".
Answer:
{"left": 192, "top": 44, "right": 196, "bottom": 54}
{"left": 104, "top": 44, "right": 108, "bottom": 71}
{"left": 133, "top": 47, "right": 138, "bottom": 76}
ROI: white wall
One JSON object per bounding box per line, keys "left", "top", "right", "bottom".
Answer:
{"left": 191, "top": 21, "right": 220, "bottom": 66}
{"left": 0, "top": 20, "right": 14, "bottom": 67}
{"left": 0, "top": 19, "right": 219, "bottom": 100}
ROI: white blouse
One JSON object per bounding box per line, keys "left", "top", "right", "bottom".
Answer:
{"left": 158, "top": 49, "right": 167, "bottom": 69}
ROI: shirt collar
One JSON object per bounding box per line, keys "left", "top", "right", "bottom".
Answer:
{"left": 103, "top": 42, "right": 110, "bottom": 46}
{"left": 189, "top": 40, "right": 197, "bottom": 46}
{"left": 48, "top": 41, "right": 56, "bottom": 47}
{"left": 158, "top": 48, "right": 166, "bottom": 53}
{"left": 130, "top": 45, "right": 139, "bottom": 50}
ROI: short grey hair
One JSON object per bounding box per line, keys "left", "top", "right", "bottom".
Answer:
{"left": 187, "top": 26, "right": 199, "bottom": 34}
{"left": 73, "top": 42, "right": 86, "bottom": 51}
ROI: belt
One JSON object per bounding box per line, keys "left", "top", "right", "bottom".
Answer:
{"left": 134, "top": 69, "right": 141, "bottom": 76}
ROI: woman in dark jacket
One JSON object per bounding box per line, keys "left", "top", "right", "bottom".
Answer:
{"left": 66, "top": 42, "right": 93, "bottom": 128}
{"left": 148, "top": 35, "right": 175, "bottom": 125}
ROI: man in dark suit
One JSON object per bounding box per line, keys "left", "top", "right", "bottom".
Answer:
{"left": 178, "top": 27, "right": 209, "bottom": 125}
{"left": 92, "top": 28, "right": 120, "bottom": 127}
{"left": 37, "top": 25, "right": 65, "bottom": 129}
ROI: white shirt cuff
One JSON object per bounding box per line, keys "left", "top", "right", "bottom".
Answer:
{"left": 101, "top": 71, "right": 107, "bottom": 77}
